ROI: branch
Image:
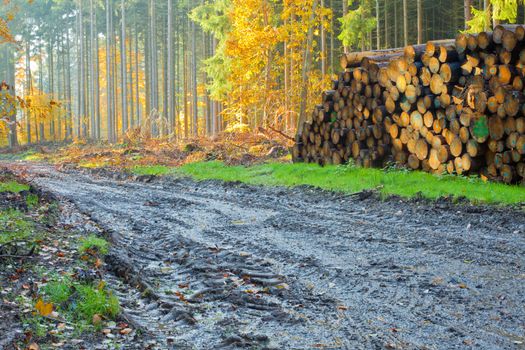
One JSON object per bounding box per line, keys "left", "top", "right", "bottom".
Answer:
{"left": 266, "top": 125, "right": 294, "bottom": 141}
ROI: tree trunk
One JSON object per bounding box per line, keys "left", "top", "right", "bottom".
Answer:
{"left": 120, "top": 0, "right": 128, "bottom": 135}
{"left": 134, "top": 18, "right": 141, "bottom": 126}
{"left": 149, "top": 0, "right": 158, "bottom": 137}
{"left": 297, "top": 0, "right": 319, "bottom": 138}
{"left": 384, "top": 0, "right": 389, "bottom": 49}
{"left": 89, "top": 0, "right": 97, "bottom": 139}
{"left": 191, "top": 18, "right": 198, "bottom": 136}
{"left": 417, "top": 0, "right": 423, "bottom": 44}
{"left": 464, "top": 0, "right": 472, "bottom": 30}
{"left": 320, "top": 0, "right": 326, "bottom": 76}
{"left": 5, "top": 47, "right": 17, "bottom": 147}
{"left": 376, "top": 0, "right": 380, "bottom": 49}
{"left": 403, "top": 0, "right": 408, "bottom": 46}
{"left": 342, "top": 0, "right": 348, "bottom": 53}
{"left": 48, "top": 37, "right": 55, "bottom": 140}
{"left": 105, "top": 0, "right": 115, "bottom": 142}
{"left": 25, "top": 41, "right": 32, "bottom": 144}
{"left": 167, "top": 0, "right": 174, "bottom": 137}
{"left": 94, "top": 6, "right": 101, "bottom": 139}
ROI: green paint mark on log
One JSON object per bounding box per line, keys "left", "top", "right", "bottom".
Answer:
{"left": 471, "top": 115, "right": 489, "bottom": 140}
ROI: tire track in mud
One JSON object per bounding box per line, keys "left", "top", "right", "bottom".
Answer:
{"left": 5, "top": 162, "right": 525, "bottom": 350}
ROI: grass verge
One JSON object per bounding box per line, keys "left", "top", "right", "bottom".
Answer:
{"left": 0, "top": 180, "right": 30, "bottom": 193}
{"left": 131, "top": 161, "right": 525, "bottom": 205}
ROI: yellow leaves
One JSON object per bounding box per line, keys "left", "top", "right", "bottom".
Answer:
{"left": 34, "top": 298, "right": 53, "bottom": 317}
{"left": 0, "top": 17, "right": 15, "bottom": 43}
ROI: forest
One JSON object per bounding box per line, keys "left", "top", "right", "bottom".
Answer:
{"left": 0, "top": 0, "right": 517, "bottom": 147}
{"left": 1, "top": 1, "right": 525, "bottom": 350}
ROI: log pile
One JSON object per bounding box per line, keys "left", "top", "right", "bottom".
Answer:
{"left": 293, "top": 26, "right": 525, "bottom": 185}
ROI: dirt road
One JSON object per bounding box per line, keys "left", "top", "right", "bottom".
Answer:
{"left": 5, "top": 162, "right": 525, "bottom": 349}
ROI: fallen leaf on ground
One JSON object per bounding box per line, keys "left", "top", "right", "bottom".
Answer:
{"left": 35, "top": 298, "right": 53, "bottom": 316}
{"left": 120, "top": 328, "right": 133, "bottom": 335}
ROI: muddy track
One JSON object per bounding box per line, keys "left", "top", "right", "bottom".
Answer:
{"left": 4, "top": 162, "right": 525, "bottom": 350}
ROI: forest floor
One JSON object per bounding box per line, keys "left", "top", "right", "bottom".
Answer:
{"left": 0, "top": 161, "right": 524, "bottom": 349}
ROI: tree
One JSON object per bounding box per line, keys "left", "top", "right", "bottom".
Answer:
{"left": 339, "top": 1, "right": 377, "bottom": 51}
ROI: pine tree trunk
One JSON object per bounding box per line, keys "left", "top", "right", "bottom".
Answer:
{"left": 417, "top": 0, "right": 423, "bottom": 44}
{"left": 105, "top": 0, "right": 114, "bottom": 142}
{"left": 89, "top": 0, "right": 97, "bottom": 139}
{"left": 298, "top": 0, "right": 319, "bottom": 138}
{"left": 135, "top": 19, "right": 141, "bottom": 126}
{"left": 320, "top": 0, "right": 326, "bottom": 76}
{"left": 191, "top": 18, "right": 198, "bottom": 136}
{"left": 149, "top": 0, "right": 158, "bottom": 137}
{"left": 464, "top": 0, "right": 472, "bottom": 30}
{"left": 94, "top": 7, "right": 101, "bottom": 139}
{"left": 376, "top": 0, "right": 380, "bottom": 49}
{"left": 167, "top": 0, "right": 174, "bottom": 137}
{"left": 6, "top": 47, "right": 17, "bottom": 147}
{"left": 342, "top": 0, "right": 348, "bottom": 53}
{"left": 25, "top": 41, "right": 31, "bottom": 144}
{"left": 38, "top": 45, "right": 44, "bottom": 141}
{"left": 384, "top": 0, "right": 389, "bottom": 49}
{"left": 403, "top": 0, "right": 408, "bottom": 46}
{"left": 121, "top": 0, "right": 128, "bottom": 135}
{"left": 48, "top": 37, "right": 55, "bottom": 140}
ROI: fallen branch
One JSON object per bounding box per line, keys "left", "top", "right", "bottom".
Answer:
{"left": 265, "top": 125, "right": 295, "bottom": 141}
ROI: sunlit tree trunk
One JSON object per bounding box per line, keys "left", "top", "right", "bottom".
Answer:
{"left": 105, "top": 0, "right": 115, "bottom": 142}
{"left": 134, "top": 18, "right": 141, "bottom": 126}
{"left": 89, "top": 0, "right": 97, "bottom": 139}
{"left": 167, "top": 0, "right": 174, "bottom": 137}
{"left": 376, "top": 0, "right": 380, "bottom": 49}
{"left": 384, "top": 0, "right": 389, "bottom": 48}
{"left": 403, "top": 0, "right": 408, "bottom": 46}
{"left": 464, "top": 0, "right": 472, "bottom": 30}
{"left": 25, "top": 41, "right": 32, "bottom": 144}
{"left": 5, "top": 47, "right": 17, "bottom": 147}
{"left": 120, "top": 0, "right": 128, "bottom": 135}
{"left": 342, "top": 0, "right": 348, "bottom": 53}
{"left": 320, "top": 0, "right": 326, "bottom": 76}
{"left": 48, "top": 37, "right": 55, "bottom": 140}
{"left": 298, "top": 0, "right": 319, "bottom": 138}
{"left": 191, "top": 17, "right": 198, "bottom": 136}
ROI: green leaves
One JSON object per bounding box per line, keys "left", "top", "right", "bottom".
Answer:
{"left": 338, "top": 2, "right": 376, "bottom": 50}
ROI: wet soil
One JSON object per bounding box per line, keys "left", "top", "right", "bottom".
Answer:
{"left": 3, "top": 161, "right": 525, "bottom": 350}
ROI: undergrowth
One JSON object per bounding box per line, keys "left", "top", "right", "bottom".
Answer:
{"left": 41, "top": 276, "right": 120, "bottom": 325}
{"left": 79, "top": 234, "right": 109, "bottom": 256}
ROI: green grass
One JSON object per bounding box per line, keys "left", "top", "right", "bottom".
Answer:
{"left": 0, "top": 180, "right": 30, "bottom": 193}
{"left": 131, "top": 164, "right": 177, "bottom": 176}
{"left": 78, "top": 235, "right": 109, "bottom": 256}
{"left": 0, "top": 209, "right": 36, "bottom": 244}
{"left": 41, "top": 276, "right": 120, "bottom": 323}
{"left": 130, "top": 161, "right": 525, "bottom": 205}
{"left": 25, "top": 193, "right": 39, "bottom": 208}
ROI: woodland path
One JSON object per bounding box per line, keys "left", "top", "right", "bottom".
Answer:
{"left": 4, "top": 161, "right": 525, "bottom": 350}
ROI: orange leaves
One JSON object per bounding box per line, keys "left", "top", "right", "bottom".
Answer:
{"left": 34, "top": 298, "right": 53, "bottom": 317}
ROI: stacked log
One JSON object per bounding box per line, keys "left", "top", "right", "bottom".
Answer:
{"left": 293, "top": 27, "right": 525, "bottom": 185}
